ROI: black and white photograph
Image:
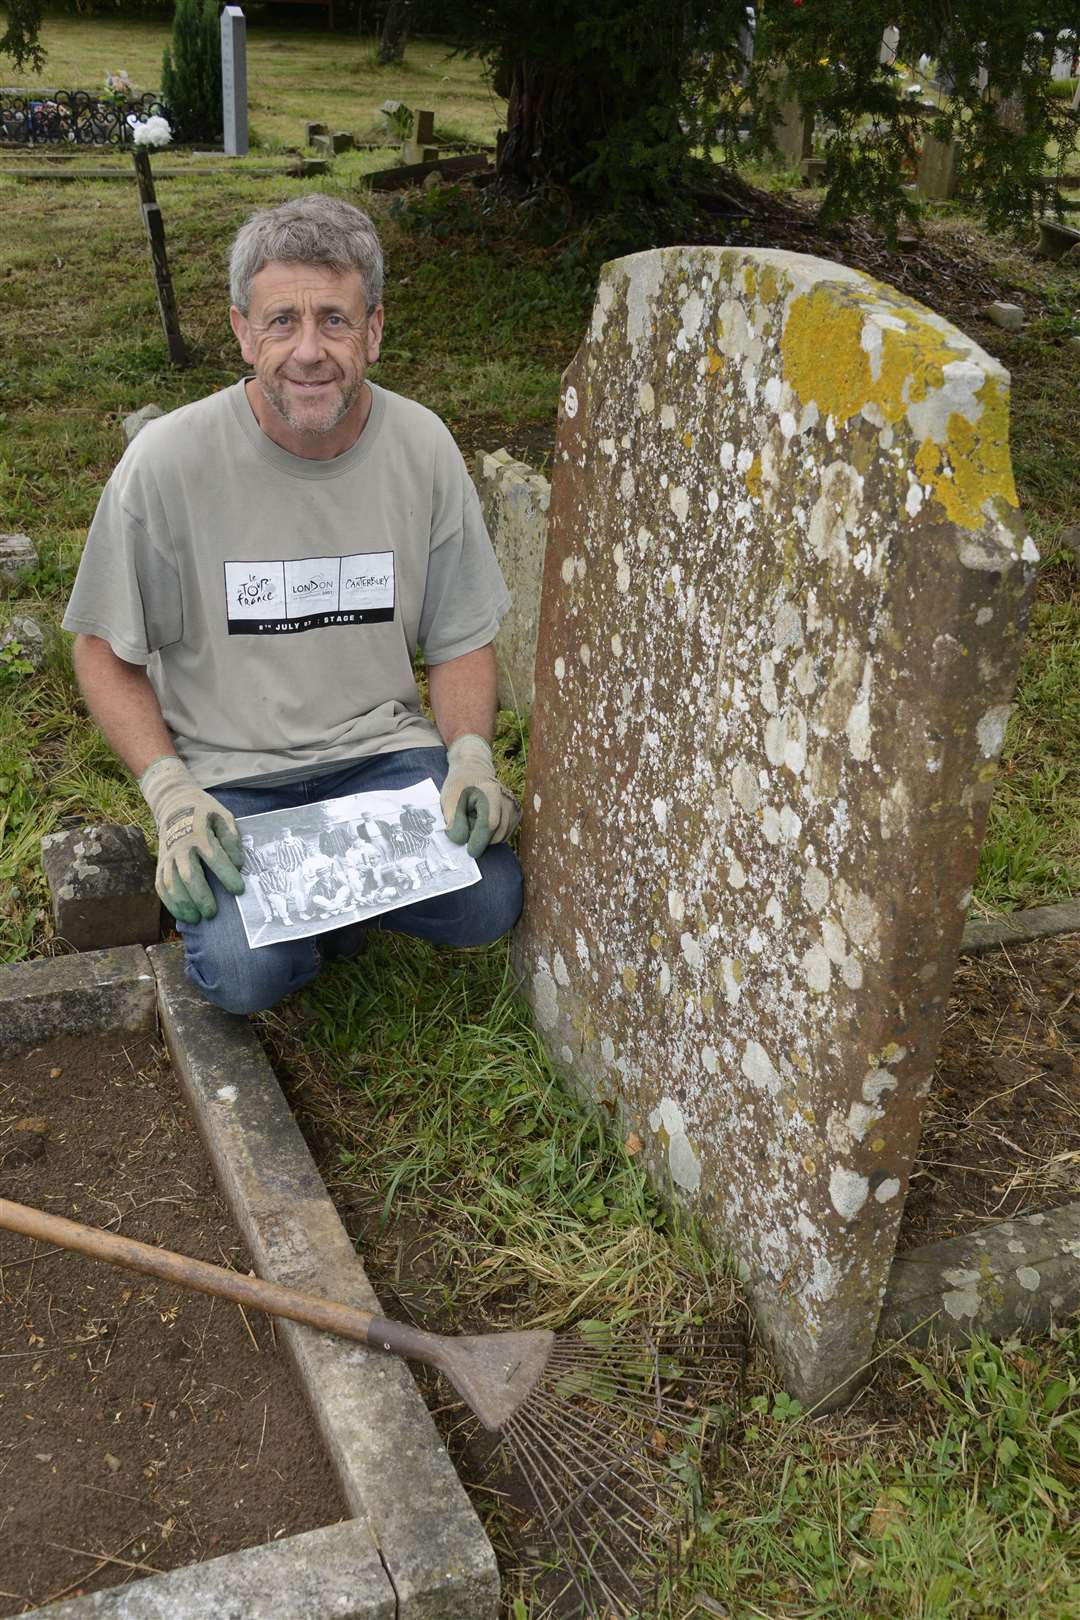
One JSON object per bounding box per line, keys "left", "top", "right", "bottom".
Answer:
{"left": 234, "top": 778, "right": 480, "bottom": 949}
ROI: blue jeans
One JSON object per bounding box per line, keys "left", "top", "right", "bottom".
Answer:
{"left": 177, "top": 747, "right": 523, "bottom": 1015}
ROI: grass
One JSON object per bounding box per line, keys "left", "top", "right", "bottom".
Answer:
{"left": 2, "top": 16, "right": 1080, "bottom": 1617}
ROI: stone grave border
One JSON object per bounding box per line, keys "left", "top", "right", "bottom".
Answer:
{"left": 0, "top": 944, "right": 498, "bottom": 1620}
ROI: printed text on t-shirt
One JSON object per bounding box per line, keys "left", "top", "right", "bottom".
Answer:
{"left": 223, "top": 552, "right": 395, "bottom": 634}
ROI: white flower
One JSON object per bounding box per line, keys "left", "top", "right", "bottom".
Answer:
{"left": 132, "top": 115, "right": 172, "bottom": 148}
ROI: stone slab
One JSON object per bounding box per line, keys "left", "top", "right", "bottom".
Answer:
{"left": 960, "top": 900, "right": 1080, "bottom": 954}
{"left": 879, "top": 1203, "right": 1080, "bottom": 1347}
{"left": 221, "top": 5, "right": 249, "bottom": 158}
{"left": 0, "top": 531, "right": 37, "bottom": 586}
{"left": 474, "top": 449, "right": 550, "bottom": 713}
{"left": 514, "top": 246, "right": 1036, "bottom": 1409}
{"left": 40, "top": 1519, "right": 394, "bottom": 1620}
{"left": 122, "top": 403, "right": 164, "bottom": 445}
{"left": 0, "top": 945, "right": 157, "bottom": 1057}
{"left": 41, "top": 821, "right": 160, "bottom": 952}
{"left": 1036, "top": 217, "right": 1080, "bottom": 258}
{"left": 149, "top": 944, "right": 499, "bottom": 1620}
{"left": 0, "top": 612, "right": 46, "bottom": 668}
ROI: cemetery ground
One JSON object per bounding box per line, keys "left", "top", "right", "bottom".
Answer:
{"left": 2, "top": 16, "right": 1080, "bottom": 1617}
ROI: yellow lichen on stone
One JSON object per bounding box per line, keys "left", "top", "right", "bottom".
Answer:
{"left": 781, "top": 282, "right": 1018, "bottom": 531}
{"left": 706, "top": 348, "right": 725, "bottom": 376}
{"left": 758, "top": 265, "right": 779, "bottom": 305}
{"left": 622, "top": 965, "right": 638, "bottom": 992}
{"left": 683, "top": 431, "right": 694, "bottom": 450}
{"left": 745, "top": 455, "right": 763, "bottom": 500}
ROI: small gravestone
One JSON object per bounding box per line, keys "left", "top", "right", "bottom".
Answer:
{"left": 221, "top": 6, "right": 249, "bottom": 157}
{"left": 0, "top": 614, "right": 46, "bottom": 670}
{"left": 514, "top": 246, "right": 1036, "bottom": 1407}
{"left": 310, "top": 132, "right": 333, "bottom": 156}
{"left": 122, "top": 403, "right": 164, "bottom": 445}
{"left": 769, "top": 73, "right": 813, "bottom": 166}
{"left": 1036, "top": 217, "right": 1080, "bottom": 258}
{"left": 306, "top": 120, "right": 329, "bottom": 144}
{"left": 918, "top": 131, "right": 959, "bottom": 200}
{"left": 402, "top": 108, "right": 437, "bottom": 165}
{"left": 331, "top": 130, "right": 354, "bottom": 154}
{"left": 879, "top": 25, "right": 900, "bottom": 66}
{"left": 41, "top": 822, "right": 159, "bottom": 952}
{"left": 474, "top": 450, "right": 550, "bottom": 714}
{"left": 0, "top": 533, "right": 37, "bottom": 586}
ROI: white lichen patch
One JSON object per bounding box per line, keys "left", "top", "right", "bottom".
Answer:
{"left": 976, "top": 704, "right": 1011, "bottom": 759}
{"left": 741, "top": 1040, "right": 780, "bottom": 1096}
{"left": 874, "top": 1177, "right": 901, "bottom": 1203}
{"left": 800, "top": 943, "right": 831, "bottom": 993}
{"left": 829, "top": 1168, "right": 869, "bottom": 1220}
{"left": 1015, "top": 1267, "right": 1041, "bottom": 1292}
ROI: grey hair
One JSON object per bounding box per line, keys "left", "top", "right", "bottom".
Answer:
{"left": 228, "top": 193, "right": 385, "bottom": 314}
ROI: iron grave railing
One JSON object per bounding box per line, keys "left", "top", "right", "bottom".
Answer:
{"left": 0, "top": 89, "right": 171, "bottom": 148}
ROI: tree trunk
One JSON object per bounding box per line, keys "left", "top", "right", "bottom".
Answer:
{"left": 378, "top": 0, "right": 412, "bottom": 65}
{"left": 497, "top": 57, "right": 614, "bottom": 190}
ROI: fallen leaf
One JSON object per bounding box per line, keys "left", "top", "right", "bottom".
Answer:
{"left": 104, "top": 1453, "right": 121, "bottom": 1472}
{"left": 49, "top": 1067, "right": 62, "bottom": 1079}
{"left": 624, "top": 1131, "right": 644, "bottom": 1156}
{"left": 866, "top": 1491, "right": 907, "bottom": 1538}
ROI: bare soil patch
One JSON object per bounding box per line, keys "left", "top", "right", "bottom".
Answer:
{"left": 899, "top": 933, "right": 1080, "bottom": 1250}
{"left": 0, "top": 1033, "right": 345, "bottom": 1616}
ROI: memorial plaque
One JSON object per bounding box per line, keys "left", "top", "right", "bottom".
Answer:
{"left": 514, "top": 248, "right": 1037, "bottom": 1406}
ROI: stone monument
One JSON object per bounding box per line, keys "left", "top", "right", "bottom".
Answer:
{"left": 221, "top": 6, "right": 249, "bottom": 158}
{"left": 474, "top": 450, "right": 550, "bottom": 713}
{"left": 514, "top": 247, "right": 1037, "bottom": 1407}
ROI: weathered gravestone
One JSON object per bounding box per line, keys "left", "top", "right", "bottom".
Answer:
{"left": 474, "top": 449, "right": 550, "bottom": 713}
{"left": 917, "top": 130, "right": 959, "bottom": 200}
{"left": 514, "top": 247, "right": 1037, "bottom": 1407}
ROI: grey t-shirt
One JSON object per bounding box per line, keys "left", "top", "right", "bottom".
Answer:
{"left": 63, "top": 381, "right": 511, "bottom": 788}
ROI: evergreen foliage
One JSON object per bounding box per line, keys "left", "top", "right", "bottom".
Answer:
{"left": 425, "top": 0, "right": 1080, "bottom": 231}
{"left": 160, "top": 0, "right": 223, "bottom": 144}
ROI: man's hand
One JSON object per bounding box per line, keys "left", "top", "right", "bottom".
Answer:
{"left": 139, "top": 756, "right": 245, "bottom": 923}
{"left": 440, "top": 734, "right": 521, "bottom": 858}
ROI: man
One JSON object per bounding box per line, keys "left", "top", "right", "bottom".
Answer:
{"left": 63, "top": 193, "right": 522, "bottom": 1014}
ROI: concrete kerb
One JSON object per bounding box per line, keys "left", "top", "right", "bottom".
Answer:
{"left": 148, "top": 944, "right": 500, "bottom": 1620}
{"left": 879, "top": 1202, "right": 1080, "bottom": 1349}
{"left": 0, "top": 944, "right": 498, "bottom": 1618}
{"left": 0, "top": 945, "right": 156, "bottom": 1056}
{"left": 959, "top": 902, "right": 1080, "bottom": 955}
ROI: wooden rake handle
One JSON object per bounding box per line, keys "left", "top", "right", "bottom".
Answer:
{"left": 0, "top": 1195, "right": 383, "bottom": 1347}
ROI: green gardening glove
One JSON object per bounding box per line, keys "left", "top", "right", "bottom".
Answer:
{"left": 139, "top": 755, "right": 245, "bottom": 924}
{"left": 439, "top": 734, "right": 521, "bottom": 858}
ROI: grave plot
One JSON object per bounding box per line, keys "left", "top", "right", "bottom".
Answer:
{"left": 0, "top": 1032, "right": 345, "bottom": 1615}
{"left": 900, "top": 932, "right": 1080, "bottom": 1251}
{"left": 0, "top": 946, "right": 498, "bottom": 1620}
{"left": 514, "top": 244, "right": 1043, "bottom": 1409}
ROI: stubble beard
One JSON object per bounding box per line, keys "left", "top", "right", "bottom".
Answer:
{"left": 261, "top": 370, "right": 364, "bottom": 437}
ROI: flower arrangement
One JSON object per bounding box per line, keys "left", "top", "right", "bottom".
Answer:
{"left": 131, "top": 115, "right": 173, "bottom": 148}
{"left": 103, "top": 69, "right": 136, "bottom": 106}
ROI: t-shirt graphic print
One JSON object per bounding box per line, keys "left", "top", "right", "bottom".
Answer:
{"left": 223, "top": 550, "right": 396, "bottom": 635}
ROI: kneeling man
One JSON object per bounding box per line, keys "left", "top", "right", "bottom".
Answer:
{"left": 63, "top": 193, "right": 521, "bottom": 1013}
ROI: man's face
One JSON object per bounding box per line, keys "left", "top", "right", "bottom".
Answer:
{"left": 229, "top": 262, "right": 384, "bottom": 449}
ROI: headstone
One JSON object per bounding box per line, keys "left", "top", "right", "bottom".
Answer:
{"left": 1051, "top": 34, "right": 1075, "bottom": 79}
{"left": 220, "top": 6, "right": 249, "bottom": 158}
{"left": 0, "top": 614, "right": 46, "bottom": 669}
{"left": 402, "top": 108, "right": 437, "bottom": 165}
{"left": 122, "top": 403, "right": 164, "bottom": 445}
{"left": 0, "top": 533, "right": 37, "bottom": 586}
{"left": 41, "top": 822, "right": 160, "bottom": 952}
{"left": 306, "top": 120, "right": 329, "bottom": 144}
{"left": 474, "top": 449, "right": 551, "bottom": 714}
{"left": 770, "top": 74, "right": 813, "bottom": 166}
{"left": 379, "top": 99, "right": 408, "bottom": 133}
{"left": 917, "top": 131, "right": 959, "bottom": 200}
{"left": 311, "top": 133, "right": 333, "bottom": 157}
{"left": 331, "top": 130, "right": 355, "bottom": 154}
{"left": 880, "top": 25, "right": 900, "bottom": 67}
{"left": 514, "top": 246, "right": 1036, "bottom": 1408}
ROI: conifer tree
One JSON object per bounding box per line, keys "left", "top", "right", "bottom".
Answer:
{"left": 161, "top": 0, "right": 223, "bottom": 144}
